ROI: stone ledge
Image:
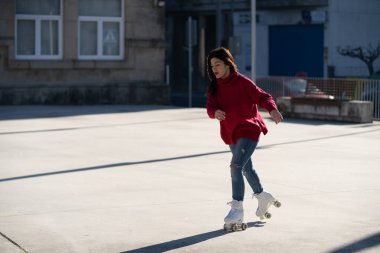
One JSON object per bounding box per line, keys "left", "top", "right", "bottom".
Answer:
{"left": 0, "top": 82, "right": 170, "bottom": 105}
{"left": 277, "top": 96, "right": 373, "bottom": 123}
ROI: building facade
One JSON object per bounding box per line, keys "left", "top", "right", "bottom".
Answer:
{"left": 166, "top": 0, "right": 380, "bottom": 106}
{"left": 0, "top": 0, "right": 169, "bottom": 105}
{"left": 328, "top": 0, "right": 380, "bottom": 77}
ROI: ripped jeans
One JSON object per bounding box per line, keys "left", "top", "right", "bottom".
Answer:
{"left": 229, "top": 138, "right": 263, "bottom": 201}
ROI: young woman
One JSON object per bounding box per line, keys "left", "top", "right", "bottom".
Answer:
{"left": 206, "top": 47, "right": 283, "bottom": 231}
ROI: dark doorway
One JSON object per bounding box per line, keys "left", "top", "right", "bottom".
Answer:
{"left": 168, "top": 14, "right": 216, "bottom": 107}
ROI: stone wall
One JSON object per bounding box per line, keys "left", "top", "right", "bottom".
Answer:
{"left": 0, "top": 82, "right": 169, "bottom": 105}
{"left": 0, "top": 0, "right": 169, "bottom": 105}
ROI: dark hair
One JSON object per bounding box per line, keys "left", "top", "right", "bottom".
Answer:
{"left": 207, "top": 47, "right": 238, "bottom": 96}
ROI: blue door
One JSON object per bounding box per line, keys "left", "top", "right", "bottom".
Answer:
{"left": 269, "top": 25, "right": 324, "bottom": 77}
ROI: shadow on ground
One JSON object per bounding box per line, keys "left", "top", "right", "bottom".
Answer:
{"left": 1, "top": 127, "right": 380, "bottom": 183}
{"left": 0, "top": 105, "right": 179, "bottom": 120}
{"left": 120, "top": 222, "right": 265, "bottom": 253}
{"left": 327, "top": 232, "right": 380, "bottom": 253}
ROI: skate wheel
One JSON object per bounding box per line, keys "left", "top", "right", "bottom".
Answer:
{"left": 223, "top": 224, "right": 228, "bottom": 232}
{"left": 274, "top": 201, "right": 281, "bottom": 208}
{"left": 265, "top": 212, "right": 272, "bottom": 219}
{"left": 232, "top": 224, "right": 238, "bottom": 232}
{"left": 241, "top": 223, "right": 248, "bottom": 230}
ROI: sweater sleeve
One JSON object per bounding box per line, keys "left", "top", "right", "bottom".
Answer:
{"left": 206, "top": 91, "right": 218, "bottom": 119}
{"left": 244, "top": 78, "right": 278, "bottom": 113}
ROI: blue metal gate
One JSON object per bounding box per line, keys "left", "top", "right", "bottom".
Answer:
{"left": 269, "top": 24, "right": 324, "bottom": 77}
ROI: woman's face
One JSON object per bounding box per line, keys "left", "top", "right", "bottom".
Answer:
{"left": 210, "top": 57, "right": 230, "bottom": 79}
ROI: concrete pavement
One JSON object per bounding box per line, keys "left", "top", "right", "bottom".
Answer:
{"left": 0, "top": 105, "right": 380, "bottom": 253}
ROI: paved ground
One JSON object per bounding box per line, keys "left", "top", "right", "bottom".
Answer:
{"left": 0, "top": 105, "right": 380, "bottom": 253}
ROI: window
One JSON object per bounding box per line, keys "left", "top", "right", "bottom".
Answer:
{"left": 78, "top": 0, "right": 124, "bottom": 60}
{"left": 15, "top": 0, "right": 62, "bottom": 60}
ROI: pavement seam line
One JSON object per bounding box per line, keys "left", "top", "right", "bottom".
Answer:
{"left": 0, "top": 231, "right": 29, "bottom": 253}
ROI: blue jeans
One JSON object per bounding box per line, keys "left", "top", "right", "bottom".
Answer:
{"left": 229, "top": 138, "right": 263, "bottom": 201}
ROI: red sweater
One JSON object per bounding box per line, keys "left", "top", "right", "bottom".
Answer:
{"left": 206, "top": 71, "right": 278, "bottom": 144}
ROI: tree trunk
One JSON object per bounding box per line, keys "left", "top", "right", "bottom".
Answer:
{"left": 367, "top": 61, "right": 374, "bottom": 76}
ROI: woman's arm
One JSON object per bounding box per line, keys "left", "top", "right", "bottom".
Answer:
{"left": 244, "top": 79, "right": 277, "bottom": 112}
{"left": 206, "top": 91, "right": 218, "bottom": 119}
{"left": 206, "top": 93, "right": 226, "bottom": 121}
{"left": 270, "top": 109, "right": 283, "bottom": 124}
{"left": 244, "top": 78, "right": 283, "bottom": 123}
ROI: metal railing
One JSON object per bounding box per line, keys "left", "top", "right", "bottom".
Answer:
{"left": 256, "top": 76, "right": 380, "bottom": 120}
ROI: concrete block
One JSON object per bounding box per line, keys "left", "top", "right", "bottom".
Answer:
{"left": 341, "top": 100, "right": 373, "bottom": 123}
{"left": 294, "top": 104, "right": 313, "bottom": 114}
{"left": 315, "top": 105, "right": 340, "bottom": 116}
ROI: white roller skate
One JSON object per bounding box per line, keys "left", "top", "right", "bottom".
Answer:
{"left": 253, "top": 191, "right": 281, "bottom": 220}
{"left": 223, "top": 200, "right": 247, "bottom": 232}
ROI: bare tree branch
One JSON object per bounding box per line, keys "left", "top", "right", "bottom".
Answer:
{"left": 337, "top": 43, "right": 380, "bottom": 76}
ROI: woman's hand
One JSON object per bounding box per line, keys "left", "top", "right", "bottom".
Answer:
{"left": 215, "top": 109, "right": 226, "bottom": 121}
{"left": 270, "top": 110, "right": 283, "bottom": 124}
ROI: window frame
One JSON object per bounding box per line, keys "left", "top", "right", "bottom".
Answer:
{"left": 77, "top": 0, "right": 124, "bottom": 60}
{"left": 15, "top": 0, "right": 63, "bottom": 60}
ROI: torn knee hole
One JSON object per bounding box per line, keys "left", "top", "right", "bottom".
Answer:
{"left": 230, "top": 163, "right": 242, "bottom": 169}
